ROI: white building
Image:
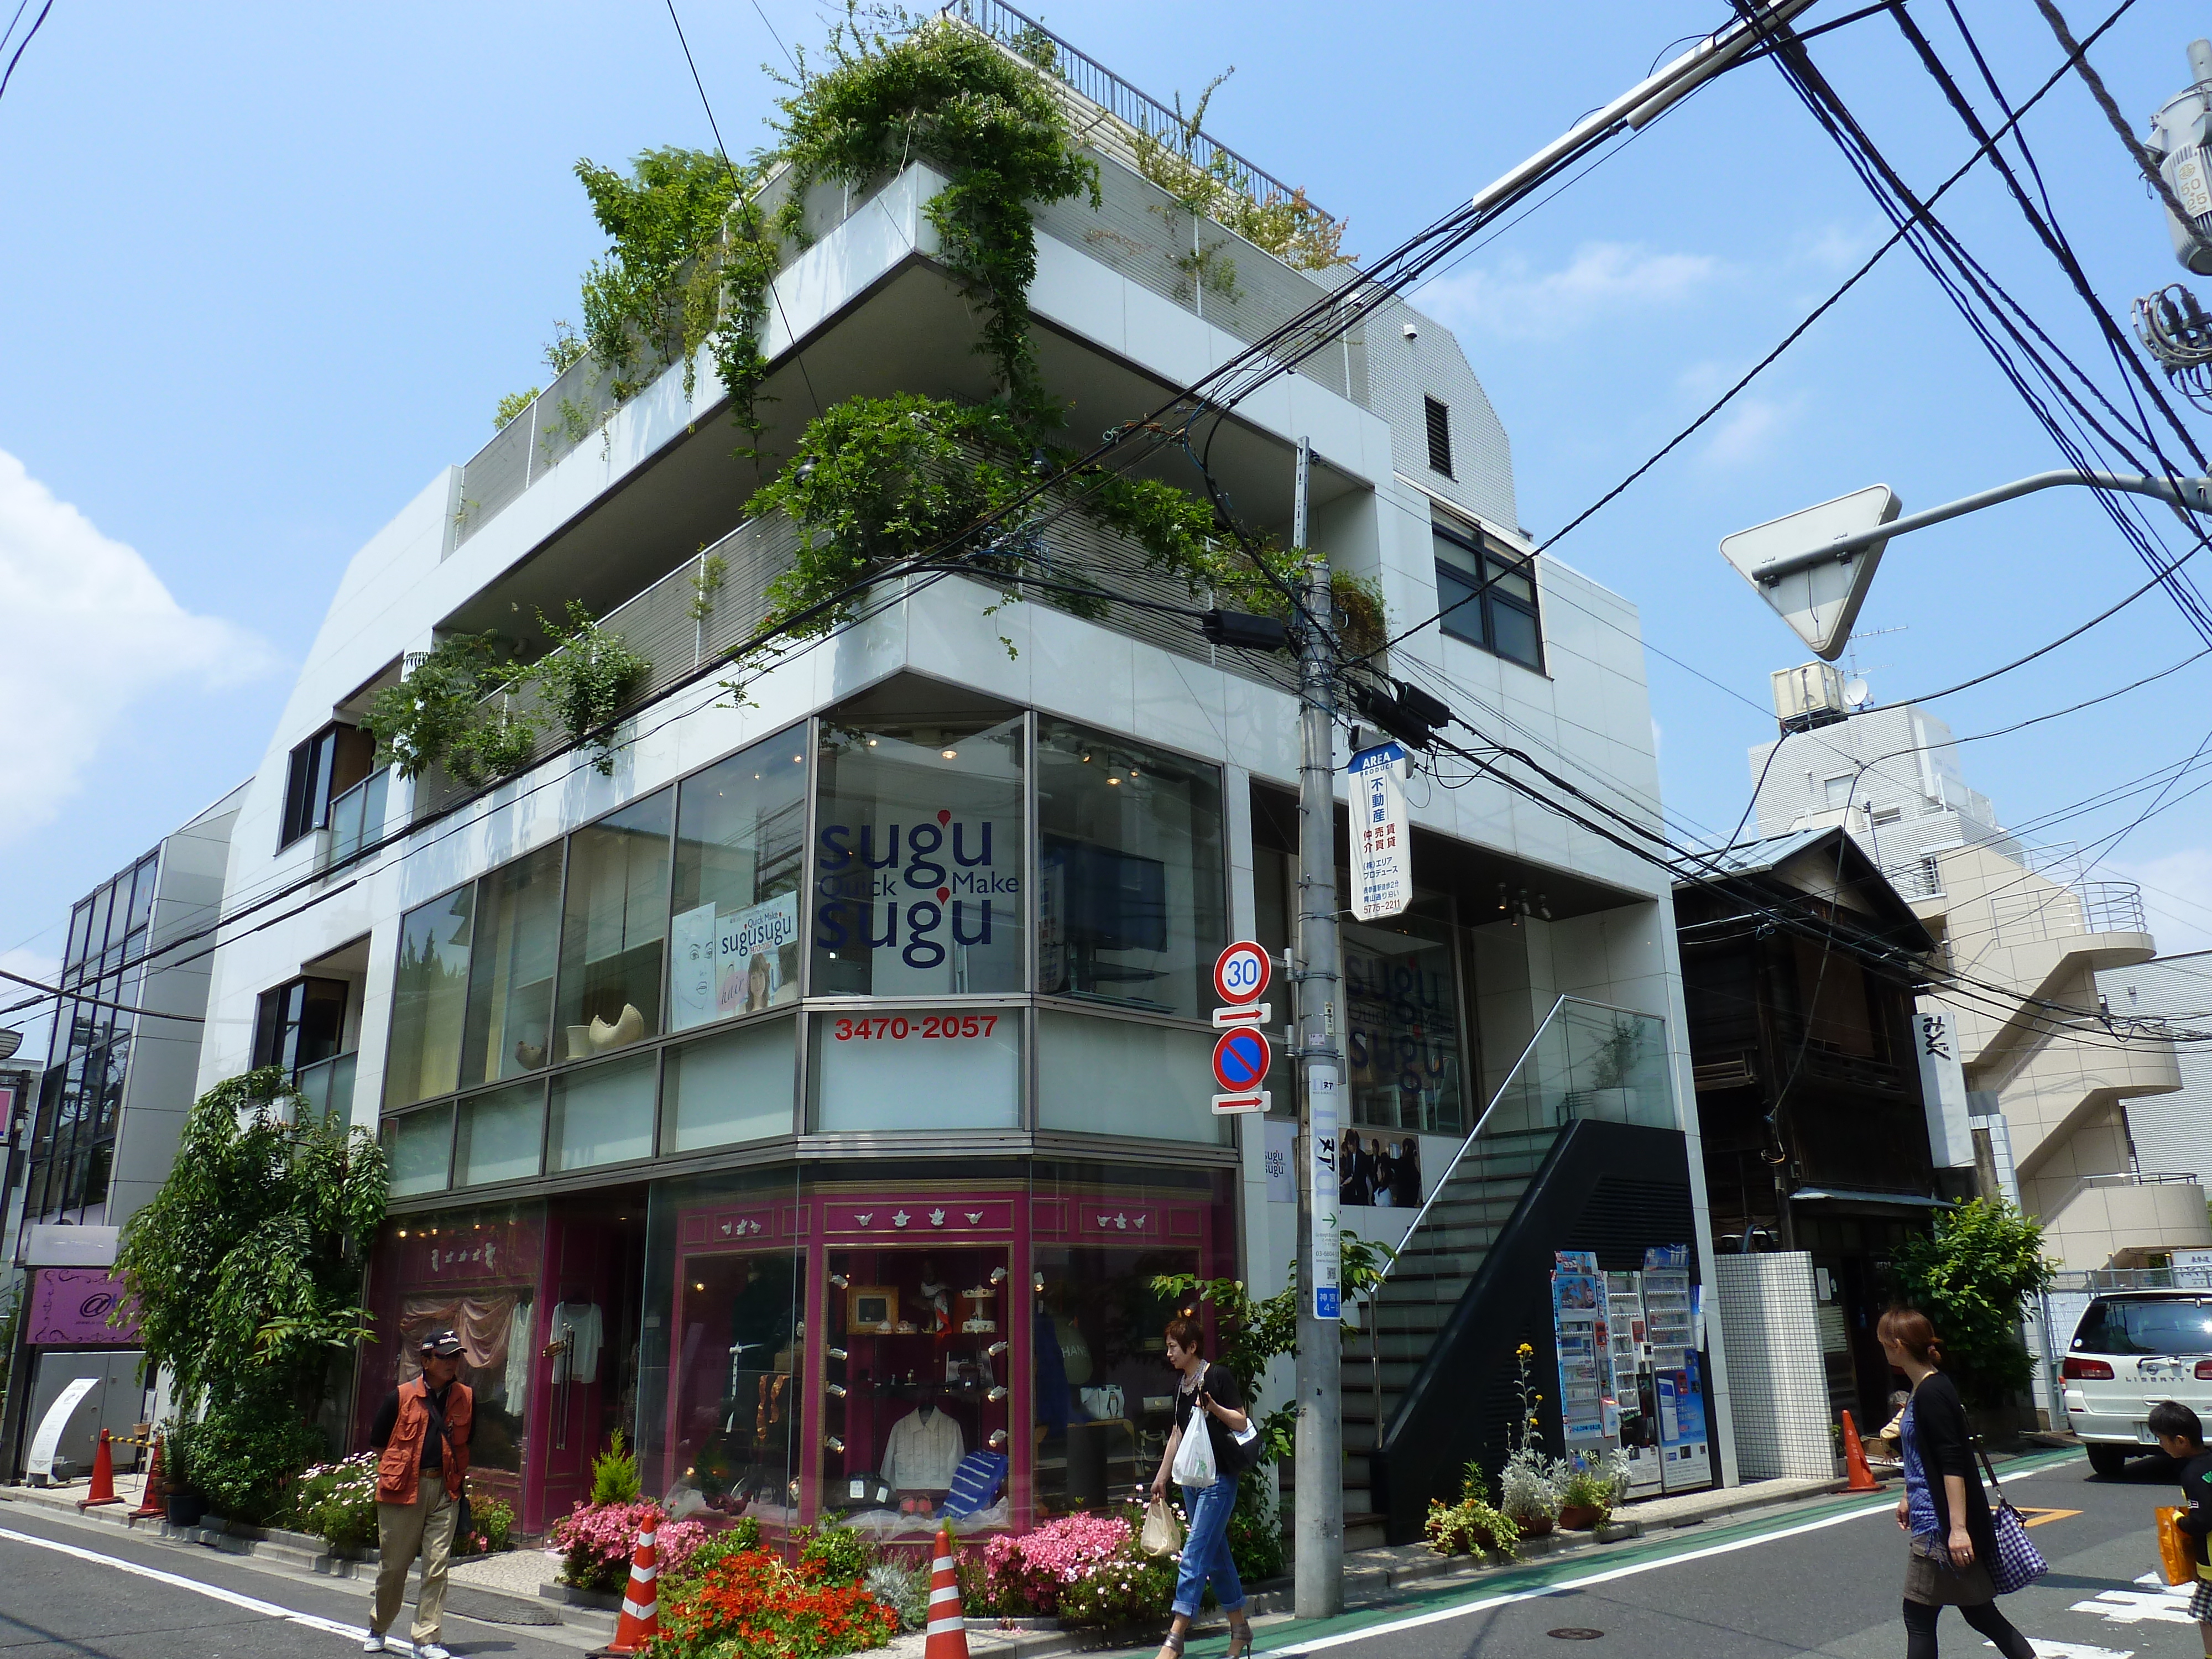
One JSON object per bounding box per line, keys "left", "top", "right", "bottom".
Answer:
{"left": 2098, "top": 950, "right": 2212, "bottom": 1204}
{"left": 1748, "top": 667, "right": 2204, "bottom": 1269}
{"left": 178, "top": 13, "right": 1722, "bottom": 1543}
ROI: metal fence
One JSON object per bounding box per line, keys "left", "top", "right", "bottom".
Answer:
{"left": 940, "top": 0, "right": 1333, "bottom": 222}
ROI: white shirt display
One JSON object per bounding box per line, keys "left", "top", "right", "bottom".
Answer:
{"left": 504, "top": 1301, "right": 534, "bottom": 1404}
{"left": 881, "top": 1404, "right": 965, "bottom": 1491}
{"left": 550, "top": 1302, "right": 603, "bottom": 1383}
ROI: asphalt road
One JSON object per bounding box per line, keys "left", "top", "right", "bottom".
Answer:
{"left": 1251, "top": 1451, "right": 2199, "bottom": 1659}
{"left": 0, "top": 1503, "right": 591, "bottom": 1658}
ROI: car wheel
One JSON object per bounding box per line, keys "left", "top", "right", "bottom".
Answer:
{"left": 2086, "top": 1444, "right": 2130, "bottom": 1477}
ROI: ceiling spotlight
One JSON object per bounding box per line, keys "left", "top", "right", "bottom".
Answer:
{"left": 942, "top": 749, "right": 958, "bottom": 760}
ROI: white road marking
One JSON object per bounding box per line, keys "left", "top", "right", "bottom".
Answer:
{"left": 0, "top": 1524, "right": 408, "bottom": 1651}
{"left": 2067, "top": 1570, "right": 2200, "bottom": 1627}
{"left": 1270, "top": 1455, "right": 2090, "bottom": 1657}
{"left": 2008, "top": 1643, "right": 2136, "bottom": 1658}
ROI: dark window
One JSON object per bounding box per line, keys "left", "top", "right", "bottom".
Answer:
{"left": 253, "top": 977, "right": 350, "bottom": 1076}
{"left": 1423, "top": 396, "right": 1453, "bottom": 478}
{"left": 1433, "top": 521, "right": 1542, "bottom": 671}
{"left": 280, "top": 723, "right": 375, "bottom": 849}
{"left": 2073, "top": 1297, "right": 2212, "bottom": 1355}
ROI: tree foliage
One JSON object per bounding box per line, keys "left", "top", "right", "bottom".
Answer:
{"left": 576, "top": 147, "right": 751, "bottom": 402}
{"left": 1892, "top": 1198, "right": 2058, "bottom": 1407}
{"left": 114, "top": 1068, "right": 388, "bottom": 1517}
{"left": 362, "top": 632, "right": 536, "bottom": 786}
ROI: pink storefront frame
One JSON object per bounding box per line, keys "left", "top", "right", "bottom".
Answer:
{"left": 659, "top": 1177, "right": 1224, "bottom": 1535}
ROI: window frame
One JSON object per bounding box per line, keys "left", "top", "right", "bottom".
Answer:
{"left": 279, "top": 722, "right": 376, "bottom": 851}
{"left": 1432, "top": 519, "right": 1543, "bottom": 673}
{"left": 1423, "top": 395, "right": 1454, "bottom": 479}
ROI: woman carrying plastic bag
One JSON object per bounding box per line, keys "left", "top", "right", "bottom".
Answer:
{"left": 1146, "top": 1316, "right": 1254, "bottom": 1659}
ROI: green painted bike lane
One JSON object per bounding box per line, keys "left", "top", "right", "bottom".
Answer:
{"left": 1181, "top": 1448, "right": 2088, "bottom": 1657}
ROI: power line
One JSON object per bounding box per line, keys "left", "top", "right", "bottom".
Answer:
{"left": 0, "top": 0, "right": 50, "bottom": 106}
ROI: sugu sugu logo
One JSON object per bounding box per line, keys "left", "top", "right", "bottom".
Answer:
{"left": 815, "top": 810, "right": 1019, "bottom": 968}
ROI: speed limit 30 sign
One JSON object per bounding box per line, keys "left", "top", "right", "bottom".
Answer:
{"left": 1211, "top": 942, "right": 1274, "bottom": 1114}
{"left": 1214, "top": 941, "right": 1270, "bottom": 1005}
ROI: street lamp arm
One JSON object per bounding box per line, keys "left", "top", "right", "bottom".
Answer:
{"left": 1752, "top": 469, "right": 2212, "bottom": 585}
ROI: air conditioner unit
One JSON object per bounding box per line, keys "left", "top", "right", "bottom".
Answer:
{"left": 1772, "top": 662, "right": 1848, "bottom": 733}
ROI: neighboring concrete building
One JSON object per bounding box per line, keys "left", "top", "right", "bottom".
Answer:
{"left": 1748, "top": 665, "right": 2205, "bottom": 1270}
{"left": 1674, "top": 827, "right": 1954, "bottom": 1432}
{"left": 181, "top": 13, "right": 1725, "bottom": 1542}
{"left": 0, "top": 783, "right": 244, "bottom": 1479}
{"left": 2098, "top": 950, "right": 2212, "bottom": 1206}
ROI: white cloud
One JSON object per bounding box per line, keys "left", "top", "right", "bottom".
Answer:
{"left": 1419, "top": 242, "right": 1723, "bottom": 340}
{"left": 0, "top": 449, "right": 273, "bottom": 844}
{"left": 1699, "top": 393, "right": 1807, "bottom": 468}
{"left": 2119, "top": 847, "right": 2212, "bottom": 956}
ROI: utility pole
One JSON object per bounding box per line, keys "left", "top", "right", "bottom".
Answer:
{"left": 1290, "top": 436, "right": 1344, "bottom": 1618}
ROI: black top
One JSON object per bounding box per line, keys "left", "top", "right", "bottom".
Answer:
{"left": 1172, "top": 1362, "right": 1246, "bottom": 1475}
{"left": 2177, "top": 1448, "right": 2212, "bottom": 1567}
{"left": 369, "top": 1382, "right": 456, "bottom": 1474}
{"left": 1906, "top": 1370, "right": 1995, "bottom": 1562}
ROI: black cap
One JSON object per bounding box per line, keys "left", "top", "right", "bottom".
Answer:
{"left": 419, "top": 1328, "right": 464, "bottom": 1359}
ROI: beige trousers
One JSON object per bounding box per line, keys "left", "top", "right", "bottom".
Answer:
{"left": 373, "top": 1483, "right": 457, "bottom": 1642}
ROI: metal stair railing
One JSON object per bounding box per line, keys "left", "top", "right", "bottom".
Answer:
{"left": 1363, "top": 995, "right": 1676, "bottom": 1447}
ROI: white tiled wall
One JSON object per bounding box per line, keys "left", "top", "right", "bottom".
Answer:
{"left": 1713, "top": 1253, "right": 1834, "bottom": 1481}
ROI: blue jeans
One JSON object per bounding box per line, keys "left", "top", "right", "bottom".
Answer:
{"left": 1174, "top": 1479, "right": 1245, "bottom": 1620}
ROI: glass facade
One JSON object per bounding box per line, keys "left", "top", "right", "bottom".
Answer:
{"left": 387, "top": 888, "right": 474, "bottom": 1110}
{"left": 1343, "top": 905, "right": 1468, "bottom": 1135}
{"left": 556, "top": 791, "right": 671, "bottom": 1064}
{"left": 28, "top": 849, "right": 159, "bottom": 1222}
{"left": 672, "top": 737, "right": 807, "bottom": 1032}
{"left": 812, "top": 713, "right": 1025, "bottom": 999}
{"left": 462, "top": 842, "right": 562, "bottom": 1088}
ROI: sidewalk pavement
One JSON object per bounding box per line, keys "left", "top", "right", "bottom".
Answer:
{"left": 0, "top": 1462, "right": 1925, "bottom": 1658}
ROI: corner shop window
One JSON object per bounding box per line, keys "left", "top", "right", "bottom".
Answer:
{"left": 461, "top": 842, "right": 564, "bottom": 1087}
{"left": 556, "top": 791, "right": 672, "bottom": 1064}
{"left": 1036, "top": 721, "right": 1225, "bottom": 1021}
{"left": 670, "top": 734, "right": 806, "bottom": 1034}
{"left": 812, "top": 714, "right": 1025, "bottom": 998}
{"left": 386, "top": 888, "right": 474, "bottom": 1109}
{"left": 822, "top": 1243, "right": 1013, "bottom": 1531}
{"left": 662, "top": 1019, "right": 797, "bottom": 1152}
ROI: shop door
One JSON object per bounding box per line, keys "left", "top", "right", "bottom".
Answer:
{"left": 535, "top": 1207, "right": 646, "bottom": 1522}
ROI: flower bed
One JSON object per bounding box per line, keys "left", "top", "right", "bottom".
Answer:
{"left": 651, "top": 1543, "right": 896, "bottom": 1659}
{"left": 293, "top": 1452, "right": 379, "bottom": 1552}
{"left": 549, "top": 1500, "right": 708, "bottom": 1594}
{"left": 973, "top": 1510, "right": 1173, "bottom": 1627}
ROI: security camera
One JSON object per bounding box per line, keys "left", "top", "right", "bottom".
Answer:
{"left": 1401, "top": 322, "right": 1418, "bottom": 340}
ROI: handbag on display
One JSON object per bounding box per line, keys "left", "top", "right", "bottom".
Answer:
{"left": 1140, "top": 1496, "right": 1184, "bottom": 1557}
{"left": 1974, "top": 1445, "right": 2048, "bottom": 1595}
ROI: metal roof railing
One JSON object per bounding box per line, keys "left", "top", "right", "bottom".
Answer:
{"left": 940, "top": 0, "right": 1333, "bottom": 222}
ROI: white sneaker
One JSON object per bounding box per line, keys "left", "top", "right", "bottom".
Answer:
{"left": 360, "top": 1637, "right": 385, "bottom": 1654}
{"left": 416, "top": 1644, "right": 451, "bottom": 1659}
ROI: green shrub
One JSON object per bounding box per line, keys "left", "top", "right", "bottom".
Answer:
{"left": 1053, "top": 1540, "right": 1174, "bottom": 1627}
{"left": 796, "top": 1518, "right": 875, "bottom": 1585}
{"left": 590, "top": 1429, "right": 642, "bottom": 1506}
{"left": 293, "top": 1451, "right": 379, "bottom": 1551}
{"left": 1892, "top": 1198, "right": 2057, "bottom": 1406}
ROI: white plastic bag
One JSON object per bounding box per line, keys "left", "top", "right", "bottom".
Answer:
{"left": 1172, "top": 1413, "right": 1218, "bottom": 1489}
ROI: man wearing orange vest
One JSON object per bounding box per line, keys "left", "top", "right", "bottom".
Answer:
{"left": 363, "top": 1328, "right": 472, "bottom": 1657}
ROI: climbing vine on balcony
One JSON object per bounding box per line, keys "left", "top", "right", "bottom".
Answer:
{"left": 363, "top": 633, "right": 537, "bottom": 788}
{"left": 771, "top": 8, "right": 1100, "bottom": 425}
{"left": 531, "top": 601, "right": 651, "bottom": 775}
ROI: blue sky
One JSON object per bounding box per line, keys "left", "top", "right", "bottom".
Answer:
{"left": 6, "top": 1, "right": 2212, "bottom": 1057}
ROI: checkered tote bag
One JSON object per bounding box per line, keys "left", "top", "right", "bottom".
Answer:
{"left": 1976, "top": 1445, "right": 2048, "bottom": 1595}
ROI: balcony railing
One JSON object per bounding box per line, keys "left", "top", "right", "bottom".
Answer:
{"left": 943, "top": 0, "right": 1333, "bottom": 224}
{"left": 1988, "top": 878, "right": 2146, "bottom": 946}
{"left": 321, "top": 767, "right": 389, "bottom": 872}
{"left": 295, "top": 1052, "right": 357, "bottom": 1125}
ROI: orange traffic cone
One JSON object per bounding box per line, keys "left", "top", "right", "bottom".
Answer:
{"left": 592, "top": 1515, "right": 661, "bottom": 1657}
{"left": 925, "top": 1525, "right": 968, "bottom": 1659}
{"left": 129, "top": 1435, "right": 165, "bottom": 1519}
{"left": 1841, "top": 1410, "right": 1882, "bottom": 1492}
{"left": 78, "top": 1430, "right": 121, "bottom": 1509}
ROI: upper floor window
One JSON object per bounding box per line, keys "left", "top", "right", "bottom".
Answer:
{"left": 253, "top": 976, "right": 350, "bottom": 1076}
{"left": 1433, "top": 521, "right": 1542, "bottom": 672}
{"left": 1423, "top": 396, "right": 1454, "bottom": 478}
{"left": 280, "top": 723, "right": 375, "bottom": 849}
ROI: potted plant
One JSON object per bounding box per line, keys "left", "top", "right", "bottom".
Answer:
{"left": 1566, "top": 1018, "right": 1644, "bottom": 1119}
{"left": 160, "top": 1420, "right": 206, "bottom": 1528}
{"left": 1556, "top": 1463, "right": 1613, "bottom": 1531}
{"left": 1423, "top": 1459, "right": 1521, "bottom": 1558}
{"left": 1499, "top": 1344, "right": 1564, "bottom": 1536}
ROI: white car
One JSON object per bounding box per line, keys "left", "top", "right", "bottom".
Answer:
{"left": 2062, "top": 1291, "right": 2212, "bottom": 1475}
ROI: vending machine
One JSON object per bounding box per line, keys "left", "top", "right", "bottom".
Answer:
{"left": 1554, "top": 1246, "right": 1711, "bottom": 1500}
